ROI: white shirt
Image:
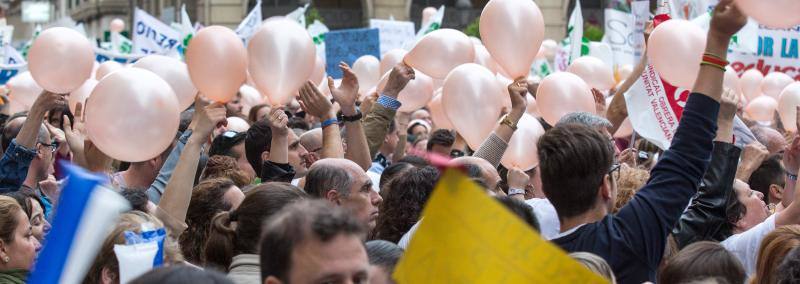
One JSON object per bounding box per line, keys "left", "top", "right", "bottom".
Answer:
{"left": 524, "top": 198, "right": 561, "bottom": 240}
{"left": 398, "top": 219, "right": 422, "bottom": 249}
{"left": 366, "top": 171, "right": 381, "bottom": 192}
{"left": 721, "top": 213, "right": 778, "bottom": 276}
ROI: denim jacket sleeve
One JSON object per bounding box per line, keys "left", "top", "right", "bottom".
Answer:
{"left": 671, "top": 141, "right": 741, "bottom": 249}
{"left": 0, "top": 139, "right": 37, "bottom": 193}
{"left": 146, "top": 130, "right": 192, "bottom": 204}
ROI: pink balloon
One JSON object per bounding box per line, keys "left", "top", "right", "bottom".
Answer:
{"left": 480, "top": 0, "right": 544, "bottom": 79}
{"left": 68, "top": 79, "right": 97, "bottom": 114}
{"left": 187, "top": 26, "right": 247, "bottom": 103}
{"left": 240, "top": 85, "right": 264, "bottom": 114}
{"left": 226, "top": 116, "right": 250, "bottom": 133}
{"left": 310, "top": 56, "right": 326, "bottom": 86}
{"left": 614, "top": 118, "right": 634, "bottom": 138}
{"left": 133, "top": 55, "right": 198, "bottom": 110}
{"left": 442, "top": 64, "right": 503, "bottom": 149}
{"left": 526, "top": 95, "right": 540, "bottom": 117}
{"left": 761, "top": 72, "right": 794, "bottom": 100}
{"left": 380, "top": 49, "right": 407, "bottom": 75}
{"left": 736, "top": 0, "right": 800, "bottom": 29}
{"left": 501, "top": 114, "right": 545, "bottom": 170}
{"left": 96, "top": 61, "right": 123, "bottom": 80}
{"left": 647, "top": 19, "right": 706, "bottom": 88}
{"left": 779, "top": 82, "right": 800, "bottom": 132}
{"left": 536, "top": 72, "right": 595, "bottom": 126}
{"left": 421, "top": 7, "right": 437, "bottom": 25}
{"left": 6, "top": 72, "right": 43, "bottom": 110}
{"left": 377, "top": 70, "right": 435, "bottom": 112}
{"left": 28, "top": 27, "right": 94, "bottom": 93}
{"left": 353, "top": 55, "right": 380, "bottom": 96}
{"left": 541, "top": 39, "right": 558, "bottom": 61}
{"left": 740, "top": 69, "right": 765, "bottom": 101}
{"left": 428, "top": 91, "right": 454, "bottom": 130}
{"left": 85, "top": 68, "right": 180, "bottom": 162}
{"left": 110, "top": 18, "right": 125, "bottom": 33}
{"left": 404, "top": 29, "right": 475, "bottom": 79}
{"left": 724, "top": 66, "right": 741, "bottom": 95}
{"left": 745, "top": 95, "right": 779, "bottom": 122}
{"left": 567, "top": 56, "right": 615, "bottom": 90}
{"left": 248, "top": 18, "right": 316, "bottom": 106}
{"left": 473, "top": 43, "right": 499, "bottom": 73}
{"left": 432, "top": 78, "right": 444, "bottom": 90}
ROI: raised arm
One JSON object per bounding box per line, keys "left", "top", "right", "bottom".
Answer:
{"left": 672, "top": 90, "right": 742, "bottom": 249}
{"left": 615, "top": 0, "right": 747, "bottom": 266}
{"left": 157, "top": 102, "right": 226, "bottom": 238}
{"left": 363, "top": 63, "right": 414, "bottom": 157}
{"left": 330, "top": 62, "right": 371, "bottom": 170}
{"left": 472, "top": 78, "right": 527, "bottom": 167}
{"left": 266, "top": 108, "right": 289, "bottom": 164}
{"left": 299, "top": 81, "right": 344, "bottom": 159}
{"left": 735, "top": 142, "right": 769, "bottom": 181}
{"left": 607, "top": 22, "right": 652, "bottom": 134}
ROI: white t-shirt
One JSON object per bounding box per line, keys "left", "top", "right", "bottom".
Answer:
{"left": 524, "top": 198, "right": 561, "bottom": 240}
{"left": 721, "top": 213, "right": 778, "bottom": 276}
{"left": 398, "top": 219, "right": 422, "bottom": 249}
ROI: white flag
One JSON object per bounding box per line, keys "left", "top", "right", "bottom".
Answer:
{"left": 179, "top": 4, "right": 195, "bottom": 53}
{"left": 286, "top": 4, "right": 309, "bottom": 27}
{"left": 236, "top": 1, "right": 262, "bottom": 45}
{"left": 567, "top": 0, "right": 583, "bottom": 63}
{"left": 110, "top": 32, "right": 133, "bottom": 54}
{"left": 4, "top": 45, "right": 24, "bottom": 65}
{"left": 132, "top": 8, "right": 181, "bottom": 55}
{"left": 307, "top": 20, "right": 329, "bottom": 61}
{"left": 416, "top": 5, "right": 444, "bottom": 39}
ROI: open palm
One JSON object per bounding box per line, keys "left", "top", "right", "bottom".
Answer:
{"left": 330, "top": 62, "right": 359, "bottom": 108}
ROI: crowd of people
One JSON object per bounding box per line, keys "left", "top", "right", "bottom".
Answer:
{"left": 0, "top": 1, "right": 799, "bottom": 283}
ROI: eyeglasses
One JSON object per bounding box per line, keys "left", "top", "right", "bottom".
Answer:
{"left": 608, "top": 163, "right": 621, "bottom": 181}
{"left": 38, "top": 141, "right": 58, "bottom": 154}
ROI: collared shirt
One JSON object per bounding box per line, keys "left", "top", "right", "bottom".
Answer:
{"left": 369, "top": 153, "right": 390, "bottom": 175}
{"left": 0, "top": 139, "right": 37, "bottom": 193}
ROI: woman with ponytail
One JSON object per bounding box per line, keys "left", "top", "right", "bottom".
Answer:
{"left": 204, "top": 182, "right": 306, "bottom": 283}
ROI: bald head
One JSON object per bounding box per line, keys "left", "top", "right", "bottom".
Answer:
{"left": 449, "top": 156, "right": 500, "bottom": 191}
{"left": 305, "top": 158, "right": 363, "bottom": 197}
{"left": 300, "top": 128, "right": 323, "bottom": 154}
{"left": 751, "top": 126, "right": 786, "bottom": 154}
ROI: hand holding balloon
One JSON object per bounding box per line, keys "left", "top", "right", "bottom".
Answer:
{"left": 299, "top": 81, "right": 335, "bottom": 120}
{"left": 507, "top": 78, "right": 528, "bottom": 121}
{"left": 30, "top": 91, "right": 67, "bottom": 119}
{"left": 383, "top": 63, "right": 416, "bottom": 98}
{"left": 329, "top": 62, "right": 360, "bottom": 116}
{"left": 191, "top": 103, "right": 228, "bottom": 144}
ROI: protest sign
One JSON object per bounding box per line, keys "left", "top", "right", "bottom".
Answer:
{"left": 625, "top": 64, "right": 688, "bottom": 150}
{"left": 631, "top": 1, "right": 649, "bottom": 62}
{"left": 728, "top": 25, "right": 800, "bottom": 80}
{"left": 133, "top": 8, "right": 181, "bottom": 55}
{"left": 602, "top": 9, "right": 636, "bottom": 68}
{"left": 0, "top": 63, "right": 26, "bottom": 85}
{"left": 394, "top": 169, "right": 608, "bottom": 284}
{"left": 369, "top": 19, "right": 415, "bottom": 55}
{"left": 236, "top": 1, "right": 262, "bottom": 45}
{"left": 325, "top": 28, "right": 380, "bottom": 78}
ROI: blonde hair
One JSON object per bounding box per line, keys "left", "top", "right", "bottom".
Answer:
{"left": 613, "top": 164, "right": 650, "bottom": 213}
{"left": 752, "top": 225, "right": 800, "bottom": 284}
{"left": 0, "top": 196, "right": 22, "bottom": 244}
{"left": 570, "top": 252, "right": 616, "bottom": 283}
{"left": 84, "top": 211, "right": 183, "bottom": 283}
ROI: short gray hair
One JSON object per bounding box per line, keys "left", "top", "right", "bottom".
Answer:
{"left": 556, "top": 112, "right": 612, "bottom": 129}
{"left": 304, "top": 163, "right": 354, "bottom": 197}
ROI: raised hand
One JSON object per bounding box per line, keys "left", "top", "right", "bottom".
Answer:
{"left": 507, "top": 168, "right": 530, "bottom": 190}
{"left": 719, "top": 89, "right": 740, "bottom": 122}
{"left": 737, "top": 142, "right": 770, "bottom": 181}
{"left": 193, "top": 103, "right": 228, "bottom": 142}
{"left": 267, "top": 108, "right": 289, "bottom": 136}
{"left": 592, "top": 88, "right": 607, "bottom": 117}
{"left": 30, "top": 91, "right": 67, "bottom": 117}
{"left": 709, "top": 0, "right": 747, "bottom": 39}
{"left": 383, "top": 63, "right": 415, "bottom": 98}
{"left": 329, "top": 62, "right": 359, "bottom": 116}
{"left": 298, "top": 81, "right": 335, "bottom": 121}
{"left": 508, "top": 79, "right": 528, "bottom": 116}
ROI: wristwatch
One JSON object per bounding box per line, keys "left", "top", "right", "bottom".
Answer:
{"left": 339, "top": 110, "right": 363, "bottom": 122}
{"left": 500, "top": 114, "right": 518, "bottom": 131}
{"left": 508, "top": 188, "right": 525, "bottom": 196}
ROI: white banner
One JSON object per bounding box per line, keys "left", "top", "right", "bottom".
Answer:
{"left": 133, "top": 8, "right": 181, "bottom": 55}
{"left": 236, "top": 1, "right": 262, "bottom": 45}
{"left": 5, "top": 45, "right": 25, "bottom": 65}
{"left": 602, "top": 9, "right": 635, "bottom": 68}
{"left": 567, "top": 0, "right": 583, "bottom": 63}
{"left": 631, "top": 1, "right": 649, "bottom": 62}
{"left": 729, "top": 25, "right": 800, "bottom": 80}
{"left": 369, "top": 19, "right": 415, "bottom": 55}
{"left": 625, "top": 64, "right": 688, "bottom": 149}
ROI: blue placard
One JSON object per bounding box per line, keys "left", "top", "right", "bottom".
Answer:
{"left": 325, "top": 28, "right": 380, "bottom": 79}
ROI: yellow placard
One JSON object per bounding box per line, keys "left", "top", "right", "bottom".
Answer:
{"left": 393, "top": 169, "right": 608, "bottom": 284}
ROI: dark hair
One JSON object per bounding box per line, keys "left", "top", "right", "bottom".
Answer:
{"left": 537, "top": 124, "right": 614, "bottom": 219}
{"left": 658, "top": 241, "right": 746, "bottom": 284}
{"left": 245, "top": 117, "right": 273, "bottom": 176}
{"left": 304, "top": 163, "right": 353, "bottom": 198}
{"left": 129, "top": 265, "right": 234, "bottom": 284}
{"left": 397, "top": 155, "right": 429, "bottom": 167}
{"left": 287, "top": 117, "right": 309, "bottom": 131}
{"left": 260, "top": 200, "right": 365, "bottom": 282}
{"left": 724, "top": 181, "right": 748, "bottom": 233}
{"left": 373, "top": 167, "right": 439, "bottom": 243}
{"left": 179, "top": 108, "right": 194, "bottom": 133}
{"left": 379, "top": 162, "right": 413, "bottom": 194}
{"left": 209, "top": 131, "right": 247, "bottom": 158}
{"left": 119, "top": 189, "right": 150, "bottom": 213}
{"left": 365, "top": 240, "right": 403, "bottom": 275}
{"left": 180, "top": 178, "right": 238, "bottom": 265}
{"left": 777, "top": 246, "right": 800, "bottom": 284}
{"left": 205, "top": 183, "right": 306, "bottom": 271}
{"left": 749, "top": 154, "right": 785, "bottom": 204}
{"left": 494, "top": 196, "right": 540, "bottom": 231}
{"left": 426, "top": 129, "right": 455, "bottom": 151}
{"left": 1, "top": 112, "right": 27, "bottom": 151}
{"left": 200, "top": 155, "right": 251, "bottom": 188}
{"left": 0, "top": 196, "right": 22, "bottom": 244}
{"left": 5, "top": 187, "right": 44, "bottom": 220}
{"left": 247, "top": 104, "right": 270, "bottom": 124}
